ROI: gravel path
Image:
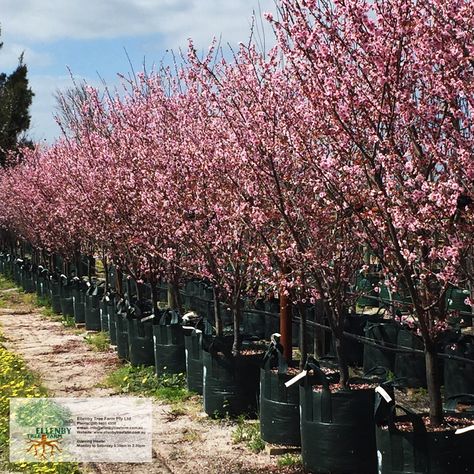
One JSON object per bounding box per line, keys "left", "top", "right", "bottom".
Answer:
{"left": 0, "top": 289, "right": 298, "bottom": 474}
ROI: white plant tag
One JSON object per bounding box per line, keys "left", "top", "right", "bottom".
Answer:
{"left": 284, "top": 370, "right": 307, "bottom": 388}
{"left": 455, "top": 425, "right": 474, "bottom": 435}
{"left": 375, "top": 386, "right": 393, "bottom": 403}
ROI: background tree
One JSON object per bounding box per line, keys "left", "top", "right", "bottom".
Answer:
{"left": 0, "top": 30, "right": 34, "bottom": 166}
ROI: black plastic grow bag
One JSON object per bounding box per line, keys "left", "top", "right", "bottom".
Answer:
{"left": 115, "top": 311, "right": 130, "bottom": 360}
{"left": 85, "top": 282, "right": 104, "bottom": 331}
{"left": 49, "top": 278, "right": 62, "bottom": 314}
{"left": 300, "top": 363, "right": 377, "bottom": 474}
{"left": 99, "top": 299, "right": 109, "bottom": 332}
{"left": 242, "top": 309, "right": 266, "bottom": 340}
{"left": 444, "top": 334, "right": 474, "bottom": 400}
{"left": 153, "top": 310, "right": 185, "bottom": 375}
{"left": 59, "top": 275, "right": 74, "bottom": 318}
{"left": 260, "top": 339, "right": 301, "bottom": 446}
{"left": 328, "top": 314, "right": 368, "bottom": 367}
{"left": 375, "top": 404, "right": 474, "bottom": 473}
{"left": 364, "top": 319, "right": 400, "bottom": 373}
{"left": 21, "top": 265, "right": 36, "bottom": 293}
{"left": 394, "top": 328, "right": 426, "bottom": 388}
{"left": 202, "top": 337, "right": 263, "bottom": 417}
{"left": 128, "top": 317, "right": 155, "bottom": 366}
{"left": 184, "top": 327, "right": 204, "bottom": 394}
{"left": 71, "top": 278, "right": 86, "bottom": 324}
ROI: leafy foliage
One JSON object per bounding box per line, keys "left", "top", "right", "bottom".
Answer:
{"left": 0, "top": 33, "right": 34, "bottom": 166}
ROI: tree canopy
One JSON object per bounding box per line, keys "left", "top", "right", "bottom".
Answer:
{"left": 0, "top": 31, "right": 34, "bottom": 166}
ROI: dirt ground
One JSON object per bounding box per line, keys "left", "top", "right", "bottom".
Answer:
{"left": 0, "top": 288, "right": 302, "bottom": 474}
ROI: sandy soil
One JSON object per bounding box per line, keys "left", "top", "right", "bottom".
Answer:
{"left": 0, "top": 289, "right": 302, "bottom": 474}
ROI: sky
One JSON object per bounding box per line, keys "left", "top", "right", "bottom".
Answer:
{"left": 0, "top": 0, "right": 278, "bottom": 143}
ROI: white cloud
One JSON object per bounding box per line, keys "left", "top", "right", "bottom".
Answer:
{"left": 1, "top": 0, "right": 277, "bottom": 48}
{"left": 2, "top": 1, "right": 279, "bottom": 143}
{"left": 0, "top": 42, "right": 53, "bottom": 70}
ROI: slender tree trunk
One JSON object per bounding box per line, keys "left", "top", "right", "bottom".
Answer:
{"left": 168, "top": 278, "right": 183, "bottom": 313}
{"left": 334, "top": 327, "right": 349, "bottom": 388}
{"left": 232, "top": 300, "right": 242, "bottom": 356}
{"left": 425, "top": 343, "right": 443, "bottom": 426}
{"left": 299, "top": 301, "right": 308, "bottom": 369}
{"left": 150, "top": 278, "right": 160, "bottom": 318}
{"left": 280, "top": 289, "right": 292, "bottom": 362}
{"left": 103, "top": 255, "right": 109, "bottom": 293}
{"left": 213, "top": 286, "right": 223, "bottom": 336}
{"left": 87, "top": 255, "right": 93, "bottom": 281}
{"left": 116, "top": 267, "right": 123, "bottom": 297}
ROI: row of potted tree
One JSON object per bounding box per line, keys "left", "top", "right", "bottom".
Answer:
{"left": 0, "top": 0, "right": 473, "bottom": 472}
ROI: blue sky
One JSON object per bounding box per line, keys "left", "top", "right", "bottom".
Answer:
{"left": 0, "top": 0, "right": 277, "bottom": 143}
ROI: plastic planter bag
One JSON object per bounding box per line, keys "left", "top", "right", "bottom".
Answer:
{"left": 71, "top": 277, "right": 86, "bottom": 324}
{"left": 127, "top": 318, "right": 154, "bottom": 366}
{"left": 115, "top": 309, "right": 130, "bottom": 361}
{"left": 49, "top": 277, "right": 62, "bottom": 314}
{"left": 85, "top": 282, "right": 104, "bottom": 331}
{"left": 300, "top": 361, "right": 377, "bottom": 474}
{"left": 444, "top": 334, "right": 474, "bottom": 401}
{"left": 21, "top": 263, "right": 36, "bottom": 293}
{"left": 59, "top": 275, "right": 74, "bottom": 318}
{"left": 153, "top": 310, "right": 185, "bottom": 375}
{"left": 107, "top": 294, "right": 117, "bottom": 345}
{"left": 394, "top": 328, "right": 426, "bottom": 388}
{"left": 99, "top": 299, "right": 109, "bottom": 332}
{"left": 184, "top": 328, "right": 204, "bottom": 394}
{"left": 375, "top": 404, "right": 474, "bottom": 473}
{"left": 328, "top": 314, "right": 368, "bottom": 367}
{"left": 364, "top": 319, "right": 400, "bottom": 373}
{"left": 242, "top": 309, "right": 266, "bottom": 340}
{"left": 35, "top": 266, "right": 47, "bottom": 298}
{"left": 203, "top": 336, "right": 263, "bottom": 417}
{"left": 260, "top": 337, "right": 301, "bottom": 446}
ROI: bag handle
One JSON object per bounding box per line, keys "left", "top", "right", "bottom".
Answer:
{"left": 387, "top": 404, "right": 426, "bottom": 434}
{"left": 304, "top": 356, "right": 332, "bottom": 423}
{"left": 261, "top": 333, "right": 288, "bottom": 374}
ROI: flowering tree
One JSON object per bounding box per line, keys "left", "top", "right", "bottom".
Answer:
{"left": 186, "top": 40, "right": 367, "bottom": 378}
{"left": 272, "top": 0, "right": 474, "bottom": 424}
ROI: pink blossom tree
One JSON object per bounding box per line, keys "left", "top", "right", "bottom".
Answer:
{"left": 272, "top": 0, "right": 474, "bottom": 424}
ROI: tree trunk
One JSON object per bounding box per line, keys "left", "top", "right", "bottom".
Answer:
{"left": 103, "top": 255, "right": 109, "bottom": 294}
{"left": 334, "top": 331, "right": 349, "bottom": 388}
{"left": 87, "top": 255, "right": 93, "bottom": 281}
{"left": 280, "top": 289, "right": 292, "bottom": 362}
{"left": 425, "top": 345, "right": 443, "bottom": 426}
{"left": 74, "top": 250, "right": 82, "bottom": 278}
{"left": 168, "top": 278, "right": 183, "bottom": 313}
{"left": 150, "top": 278, "right": 160, "bottom": 318}
{"left": 116, "top": 267, "right": 123, "bottom": 296}
{"left": 299, "top": 301, "right": 308, "bottom": 369}
{"left": 232, "top": 301, "right": 242, "bottom": 356}
{"left": 213, "top": 286, "right": 223, "bottom": 336}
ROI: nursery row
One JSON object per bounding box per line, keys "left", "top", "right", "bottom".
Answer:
{"left": 0, "top": 1, "right": 473, "bottom": 472}
{"left": 1, "top": 253, "right": 473, "bottom": 473}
